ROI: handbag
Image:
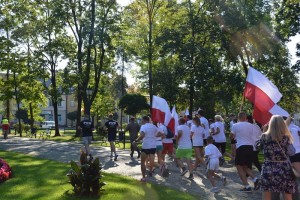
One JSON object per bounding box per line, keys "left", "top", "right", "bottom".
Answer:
{"left": 276, "top": 140, "right": 300, "bottom": 178}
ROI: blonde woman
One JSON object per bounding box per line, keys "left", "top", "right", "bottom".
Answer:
{"left": 257, "top": 115, "right": 296, "bottom": 200}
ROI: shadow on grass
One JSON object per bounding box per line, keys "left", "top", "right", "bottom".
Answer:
{"left": 0, "top": 151, "right": 197, "bottom": 200}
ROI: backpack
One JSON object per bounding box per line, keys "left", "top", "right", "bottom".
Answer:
{"left": 166, "top": 128, "right": 174, "bottom": 139}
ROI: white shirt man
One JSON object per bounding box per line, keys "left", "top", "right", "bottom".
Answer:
{"left": 230, "top": 112, "right": 259, "bottom": 192}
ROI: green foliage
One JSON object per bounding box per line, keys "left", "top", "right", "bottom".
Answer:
{"left": 119, "top": 94, "right": 150, "bottom": 116}
{"left": 67, "top": 153, "right": 105, "bottom": 197}
{"left": 67, "top": 111, "right": 77, "bottom": 122}
{"left": 15, "top": 109, "right": 29, "bottom": 123}
{"left": 12, "top": 123, "right": 33, "bottom": 133}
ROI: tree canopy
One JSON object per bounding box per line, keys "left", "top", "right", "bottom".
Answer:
{"left": 0, "top": 0, "right": 299, "bottom": 123}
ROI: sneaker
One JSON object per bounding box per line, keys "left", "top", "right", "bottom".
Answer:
{"left": 254, "top": 179, "right": 260, "bottom": 191}
{"left": 222, "top": 176, "right": 227, "bottom": 186}
{"left": 140, "top": 178, "right": 146, "bottom": 183}
{"left": 211, "top": 187, "right": 220, "bottom": 193}
{"left": 181, "top": 167, "right": 188, "bottom": 176}
{"left": 240, "top": 187, "right": 252, "bottom": 192}
{"left": 114, "top": 154, "right": 118, "bottom": 161}
{"left": 188, "top": 174, "right": 194, "bottom": 180}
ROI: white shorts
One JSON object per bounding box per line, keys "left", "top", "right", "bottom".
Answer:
{"left": 82, "top": 136, "right": 92, "bottom": 145}
{"left": 207, "top": 158, "right": 219, "bottom": 171}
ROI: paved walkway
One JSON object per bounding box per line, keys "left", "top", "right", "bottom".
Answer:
{"left": 0, "top": 137, "right": 263, "bottom": 199}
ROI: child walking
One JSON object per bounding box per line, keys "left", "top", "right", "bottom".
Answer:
{"left": 205, "top": 136, "right": 227, "bottom": 193}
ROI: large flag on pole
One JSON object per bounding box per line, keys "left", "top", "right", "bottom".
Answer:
{"left": 151, "top": 95, "right": 172, "bottom": 126}
{"left": 244, "top": 67, "right": 289, "bottom": 124}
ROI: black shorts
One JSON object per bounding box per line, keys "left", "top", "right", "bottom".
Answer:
{"left": 235, "top": 145, "right": 253, "bottom": 168}
{"left": 231, "top": 139, "right": 237, "bottom": 144}
{"left": 290, "top": 152, "right": 300, "bottom": 163}
{"left": 214, "top": 142, "right": 226, "bottom": 154}
{"left": 141, "top": 148, "right": 156, "bottom": 155}
{"left": 203, "top": 139, "right": 207, "bottom": 146}
{"left": 108, "top": 133, "right": 116, "bottom": 142}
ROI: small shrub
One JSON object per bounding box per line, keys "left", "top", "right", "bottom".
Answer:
{"left": 66, "top": 151, "right": 106, "bottom": 196}
{"left": 13, "top": 123, "right": 30, "bottom": 133}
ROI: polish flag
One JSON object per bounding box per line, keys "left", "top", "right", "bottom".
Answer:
{"left": 253, "top": 104, "right": 290, "bottom": 125}
{"left": 244, "top": 67, "right": 282, "bottom": 111}
{"left": 244, "top": 67, "right": 289, "bottom": 124}
{"left": 167, "top": 106, "right": 179, "bottom": 133}
{"left": 151, "top": 95, "right": 172, "bottom": 126}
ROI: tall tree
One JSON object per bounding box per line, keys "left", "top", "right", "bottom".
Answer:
{"left": 124, "top": 0, "right": 166, "bottom": 108}
{"left": 64, "top": 0, "right": 119, "bottom": 136}
{"left": 35, "top": 0, "right": 71, "bottom": 136}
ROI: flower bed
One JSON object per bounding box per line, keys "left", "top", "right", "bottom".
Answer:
{"left": 0, "top": 159, "right": 12, "bottom": 183}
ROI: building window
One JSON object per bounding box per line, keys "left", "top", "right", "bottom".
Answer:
{"left": 58, "top": 101, "right": 62, "bottom": 107}
{"left": 58, "top": 114, "right": 62, "bottom": 122}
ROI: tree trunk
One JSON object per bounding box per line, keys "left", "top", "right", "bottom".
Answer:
{"left": 6, "top": 28, "right": 10, "bottom": 130}
{"left": 75, "top": 91, "right": 82, "bottom": 137}
{"left": 29, "top": 102, "right": 34, "bottom": 137}
{"left": 53, "top": 100, "right": 60, "bottom": 136}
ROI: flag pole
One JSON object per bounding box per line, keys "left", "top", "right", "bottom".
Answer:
{"left": 240, "top": 60, "right": 249, "bottom": 112}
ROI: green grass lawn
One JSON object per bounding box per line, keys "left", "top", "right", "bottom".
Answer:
{"left": 0, "top": 151, "right": 197, "bottom": 200}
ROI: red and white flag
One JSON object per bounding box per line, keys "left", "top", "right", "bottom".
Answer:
{"left": 253, "top": 104, "right": 289, "bottom": 125}
{"left": 167, "top": 105, "right": 179, "bottom": 133}
{"left": 244, "top": 67, "right": 289, "bottom": 125}
{"left": 151, "top": 95, "right": 172, "bottom": 126}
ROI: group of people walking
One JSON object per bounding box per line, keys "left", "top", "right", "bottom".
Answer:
{"left": 79, "top": 110, "right": 300, "bottom": 199}
{"left": 128, "top": 110, "right": 300, "bottom": 199}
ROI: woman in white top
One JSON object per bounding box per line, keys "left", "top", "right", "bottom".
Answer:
{"left": 286, "top": 117, "right": 300, "bottom": 176}
{"left": 191, "top": 116, "right": 206, "bottom": 169}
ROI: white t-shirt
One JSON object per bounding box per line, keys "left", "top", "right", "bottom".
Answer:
{"left": 205, "top": 144, "right": 222, "bottom": 159}
{"left": 231, "top": 121, "right": 254, "bottom": 148}
{"left": 176, "top": 124, "right": 192, "bottom": 149}
{"left": 290, "top": 127, "right": 300, "bottom": 154}
{"left": 252, "top": 124, "right": 262, "bottom": 151}
{"left": 140, "top": 123, "right": 158, "bottom": 149}
{"left": 159, "top": 124, "right": 173, "bottom": 144}
{"left": 212, "top": 121, "right": 226, "bottom": 143}
{"left": 186, "top": 120, "right": 193, "bottom": 129}
{"left": 191, "top": 125, "right": 205, "bottom": 146}
{"left": 289, "top": 123, "right": 300, "bottom": 133}
{"left": 200, "top": 117, "right": 210, "bottom": 139}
